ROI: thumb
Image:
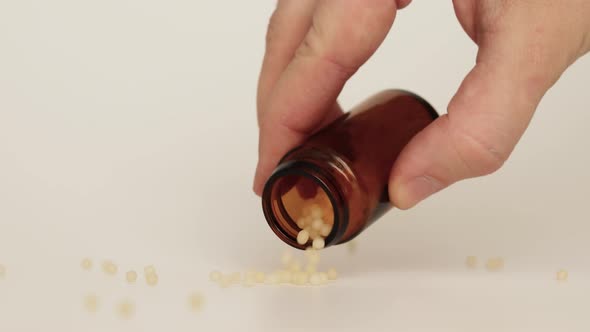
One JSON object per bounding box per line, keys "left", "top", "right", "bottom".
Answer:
{"left": 389, "top": 31, "right": 575, "bottom": 209}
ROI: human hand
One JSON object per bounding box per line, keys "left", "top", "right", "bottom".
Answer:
{"left": 254, "top": 0, "right": 590, "bottom": 209}
{"left": 254, "top": 0, "right": 409, "bottom": 195}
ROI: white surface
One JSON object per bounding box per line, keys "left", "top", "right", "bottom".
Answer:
{"left": 1, "top": 1, "right": 590, "bottom": 331}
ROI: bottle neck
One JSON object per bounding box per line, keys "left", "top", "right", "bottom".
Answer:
{"left": 261, "top": 156, "right": 349, "bottom": 249}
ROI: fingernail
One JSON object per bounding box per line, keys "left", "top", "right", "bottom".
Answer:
{"left": 396, "top": 175, "right": 442, "bottom": 208}
{"left": 253, "top": 182, "right": 261, "bottom": 196}
{"left": 253, "top": 163, "right": 262, "bottom": 196}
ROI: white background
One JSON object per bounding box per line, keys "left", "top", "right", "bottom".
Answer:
{"left": 1, "top": 1, "right": 589, "bottom": 331}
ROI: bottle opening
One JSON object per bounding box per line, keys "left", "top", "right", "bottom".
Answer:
{"left": 262, "top": 165, "right": 344, "bottom": 249}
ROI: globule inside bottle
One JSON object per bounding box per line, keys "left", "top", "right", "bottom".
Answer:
{"left": 262, "top": 90, "right": 438, "bottom": 249}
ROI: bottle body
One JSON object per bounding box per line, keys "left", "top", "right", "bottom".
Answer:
{"left": 262, "top": 90, "right": 438, "bottom": 249}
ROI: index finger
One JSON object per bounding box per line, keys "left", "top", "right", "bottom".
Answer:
{"left": 254, "top": 0, "right": 400, "bottom": 195}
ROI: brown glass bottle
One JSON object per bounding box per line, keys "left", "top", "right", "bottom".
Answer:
{"left": 261, "top": 90, "right": 438, "bottom": 249}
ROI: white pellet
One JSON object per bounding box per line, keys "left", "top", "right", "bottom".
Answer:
{"left": 265, "top": 272, "right": 280, "bottom": 285}
{"left": 146, "top": 273, "right": 159, "bottom": 286}
{"left": 306, "top": 265, "right": 317, "bottom": 274}
{"left": 279, "top": 270, "right": 292, "bottom": 283}
{"left": 297, "top": 230, "right": 310, "bottom": 245}
{"left": 486, "top": 257, "right": 504, "bottom": 271}
{"left": 255, "top": 272, "right": 266, "bottom": 283}
{"left": 557, "top": 270, "right": 568, "bottom": 281}
{"left": 302, "top": 205, "right": 312, "bottom": 217}
{"left": 327, "top": 268, "right": 338, "bottom": 280}
{"left": 311, "top": 219, "right": 324, "bottom": 231}
{"left": 117, "top": 300, "right": 135, "bottom": 319}
{"left": 102, "top": 261, "right": 118, "bottom": 275}
{"left": 81, "top": 258, "right": 92, "bottom": 271}
{"left": 242, "top": 279, "right": 256, "bottom": 288}
{"left": 83, "top": 294, "right": 99, "bottom": 313}
{"left": 319, "top": 272, "right": 329, "bottom": 284}
{"left": 229, "top": 272, "right": 242, "bottom": 284}
{"left": 465, "top": 256, "right": 477, "bottom": 269}
{"left": 292, "top": 272, "right": 309, "bottom": 285}
{"left": 296, "top": 219, "right": 306, "bottom": 229}
{"left": 126, "top": 270, "right": 138, "bottom": 283}
{"left": 188, "top": 292, "right": 205, "bottom": 312}
{"left": 209, "top": 270, "right": 222, "bottom": 282}
{"left": 243, "top": 271, "right": 257, "bottom": 287}
{"left": 312, "top": 238, "right": 325, "bottom": 250}
{"left": 310, "top": 204, "right": 323, "bottom": 219}
{"left": 144, "top": 265, "right": 156, "bottom": 275}
{"left": 309, "top": 273, "right": 322, "bottom": 285}
{"left": 319, "top": 224, "right": 332, "bottom": 237}
{"left": 307, "top": 227, "right": 321, "bottom": 240}
{"left": 219, "top": 275, "right": 232, "bottom": 288}
{"left": 245, "top": 270, "right": 257, "bottom": 281}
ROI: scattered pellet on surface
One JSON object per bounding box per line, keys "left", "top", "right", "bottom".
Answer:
{"left": 102, "top": 261, "right": 118, "bottom": 276}
{"left": 117, "top": 300, "right": 135, "bottom": 319}
{"left": 312, "top": 238, "right": 325, "bottom": 250}
{"left": 309, "top": 273, "right": 321, "bottom": 285}
{"left": 292, "top": 271, "right": 309, "bottom": 285}
{"left": 146, "top": 273, "right": 159, "bottom": 286}
{"left": 83, "top": 294, "right": 99, "bottom": 313}
{"left": 243, "top": 271, "right": 257, "bottom": 286}
{"left": 465, "top": 256, "right": 478, "bottom": 269}
{"left": 229, "top": 272, "right": 242, "bottom": 284}
{"left": 144, "top": 265, "right": 156, "bottom": 275}
{"left": 219, "top": 275, "right": 232, "bottom": 288}
{"left": 188, "top": 292, "right": 205, "bottom": 312}
{"left": 255, "top": 272, "right": 266, "bottom": 283}
{"left": 242, "top": 279, "right": 256, "bottom": 288}
{"left": 327, "top": 268, "right": 338, "bottom": 280}
{"left": 485, "top": 257, "right": 504, "bottom": 271}
{"left": 126, "top": 270, "right": 137, "bottom": 283}
{"left": 211, "top": 239, "right": 338, "bottom": 288}
{"left": 297, "top": 230, "right": 310, "bottom": 245}
{"left": 557, "top": 270, "right": 568, "bottom": 281}
{"left": 81, "top": 258, "right": 93, "bottom": 271}
{"left": 279, "top": 270, "right": 292, "bottom": 284}
{"left": 0, "top": 264, "right": 6, "bottom": 279}
{"left": 265, "top": 273, "right": 280, "bottom": 285}
{"left": 209, "top": 270, "right": 222, "bottom": 282}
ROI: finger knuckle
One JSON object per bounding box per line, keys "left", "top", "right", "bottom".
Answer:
{"left": 451, "top": 124, "right": 507, "bottom": 177}
{"left": 295, "top": 21, "right": 357, "bottom": 80}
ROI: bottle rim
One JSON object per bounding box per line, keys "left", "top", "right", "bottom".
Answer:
{"left": 261, "top": 160, "right": 349, "bottom": 250}
{"left": 396, "top": 89, "right": 439, "bottom": 120}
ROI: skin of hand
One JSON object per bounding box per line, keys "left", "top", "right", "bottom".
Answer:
{"left": 254, "top": 0, "right": 590, "bottom": 208}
